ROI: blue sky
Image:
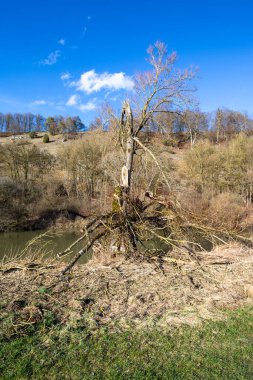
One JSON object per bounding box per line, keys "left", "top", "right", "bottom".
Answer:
{"left": 0, "top": 0, "right": 253, "bottom": 123}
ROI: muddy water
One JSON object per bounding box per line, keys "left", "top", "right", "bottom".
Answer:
{"left": 0, "top": 230, "right": 92, "bottom": 263}
{"left": 0, "top": 227, "right": 215, "bottom": 265}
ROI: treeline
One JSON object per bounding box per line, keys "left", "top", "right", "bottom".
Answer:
{"left": 144, "top": 108, "right": 253, "bottom": 144}
{"left": 0, "top": 113, "right": 86, "bottom": 135}
{"left": 1, "top": 109, "right": 252, "bottom": 141}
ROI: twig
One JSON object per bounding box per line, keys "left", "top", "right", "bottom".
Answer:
{"left": 57, "top": 214, "right": 113, "bottom": 258}
{"left": 133, "top": 136, "right": 171, "bottom": 191}
{"left": 61, "top": 230, "right": 107, "bottom": 275}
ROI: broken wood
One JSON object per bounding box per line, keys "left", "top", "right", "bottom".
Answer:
{"left": 61, "top": 230, "right": 107, "bottom": 275}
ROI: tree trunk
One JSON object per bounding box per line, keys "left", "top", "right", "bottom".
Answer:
{"left": 120, "top": 100, "right": 134, "bottom": 216}
{"left": 119, "top": 101, "right": 138, "bottom": 252}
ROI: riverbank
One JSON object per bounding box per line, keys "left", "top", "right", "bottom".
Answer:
{"left": 1, "top": 244, "right": 253, "bottom": 378}
{"left": 1, "top": 244, "right": 253, "bottom": 335}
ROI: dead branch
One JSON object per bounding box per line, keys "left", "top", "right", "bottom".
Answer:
{"left": 61, "top": 230, "right": 107, "bottom": 275}
{"left": 57, "top": 214, "right": 115, "bottom": 258}
{"left": 133, "top": 136, "right": 171, "bottom": 191}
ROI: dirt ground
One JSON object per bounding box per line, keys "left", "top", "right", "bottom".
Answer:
{"left": 1, "top": 244, "right": 253, "bottom": 333}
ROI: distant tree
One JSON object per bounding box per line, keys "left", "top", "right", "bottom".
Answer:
{"left": 13, "top": 114, "right": 23, "bottom": 134}
{"left": 181, "top": 110, "right": 208, "bottom": 146}
{"left": 0, "top": 112, "right": 87, "bottom": 135}
{"left": 213, "top": 109, "right": 253, "bottom": 142}
{"left": 73, "top": 116, "right": 85, "bottom": 131}
{"left": 5, "top": 113, "right": 13, "bottom": 133}
{"left": 214, "top": 108, "right": 225, "bottom": 142}
{"left": 0, "top": 113, "right": 4, "bottom": 132}
{"left": 153, "top": 112, "right": 176, "bottom": 134}
{"left": 65, "top": 117, "right": 76, "bottom": 133}
{"left": 46, "top": 117, "right": 59, "bottom": 135}
{"left": 0, "top": 141, "right": 53, "bottom": 184}
{"left": 58, "top": 119, "right": 67, "bottom": 134}
{"left": 89, "top": 117, "right": 104, "bottom": 131}
{"left": 35, "top": 114, "right": 44, "bottom": 132}
{"left": 27, "top": 113, "right": 34, "bottom": 133}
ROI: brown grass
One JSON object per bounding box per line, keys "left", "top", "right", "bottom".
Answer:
{"left": 1, "top": 244, "right": 253, "bottom": 331}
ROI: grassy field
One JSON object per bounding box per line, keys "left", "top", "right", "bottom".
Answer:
{"left": 1, "top": 307, "right": 253, "bottom": 380}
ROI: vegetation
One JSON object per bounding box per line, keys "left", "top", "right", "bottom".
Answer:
{"left": 29, "top": 130, "right": 38, "bottom": 139}
{"left": 0, "top": 141, "right": 53, "bottom": 183}
{"left": 0, "top": 113, "right": 86, "bottom": 135}
{"left": 1, "top": 308, "right": 253, "bottom": 379}
{"left": 1, "top": 40, "right": 253, "bottom": 379}
{"left": 42, "top": 133, "right": 50, "bottom": 143}
{"left": 1, "top": 128, "right": 253, "bottom": 237}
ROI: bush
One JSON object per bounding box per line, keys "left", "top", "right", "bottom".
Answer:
{"left": 180, "top": 135, "right": 253, "bottom": 197}
{"left": 207, "top": 192, "right": 246, "bottom": 229}
{"left": 163, "top": 137, "right": 177, "bottom": 147}
{"left": 0, "top": 177, "right": 26, "bottom": 231}
{"left": 43, "top": 134, "right": 50, "bottom": 143}
{"left": 29, "top": 131, "right": 37, "bottom": 139}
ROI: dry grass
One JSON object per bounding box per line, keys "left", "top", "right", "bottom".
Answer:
{"left": 1, "top": 243, "right": 253, "bottom": 332}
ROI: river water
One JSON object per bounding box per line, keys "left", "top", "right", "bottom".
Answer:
{"left": 0, "top": 227, "right": 218, "bottom": 264}
{"left": 0, "top": 230, "right": 91, "bottom": 263}
{"left": 0, "top": 227, "right": 171, "bottom": 264}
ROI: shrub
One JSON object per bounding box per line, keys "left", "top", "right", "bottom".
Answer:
{"left": 43, "top": 134, "right": 50, "bottom": 143}
{"left": 163, "top": 137, "right": 177, "bottom": 147}
{"left": 0, "top": 177, "right": 26, "bottom": 231}
{"left": 207, "top": 192, "right": 246, "bottom": 229}
{"left": 29, "top": 131, "right": 37, "bottom": 139}
{"left": 0, "top": 143, "right": 53, "bottom": 182}
{"left": 180, "top": 135, "right": 253, "bottom": 197}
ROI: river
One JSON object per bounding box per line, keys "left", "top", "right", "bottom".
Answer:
{"left": 0, "top": 226, "right": 218, "bottom": 265}
{"left": 0, "top": 230, "right": 91, "bottom": 263}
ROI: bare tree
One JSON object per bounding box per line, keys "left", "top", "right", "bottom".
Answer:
{"left": 119, "top": 41, "right": 196, "bottom": 210}
{"left": 59, "top": 41, "right": 251, "bottom": 275}
{"left": 59, "top": 41, "right": 198, "bottom": 271}
{"left": 181, "top": 109, "right": 208, "bottom": 147}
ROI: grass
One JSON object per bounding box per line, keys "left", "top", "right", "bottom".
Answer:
{"left": 1, "top": 308, "right": 253, "bottom": 379}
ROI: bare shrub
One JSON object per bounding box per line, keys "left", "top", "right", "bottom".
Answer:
{"left": 180, "top": 134, "right": 253, "bottom": 200}
{"left": 207, "top": 193, "right": 246, "bottom": 230}
{"left": 177, "top": 187, "right": 210, "bottom": 215}
{"left": 0, "top": 141, "right": 54, "bottom": 183}
{"left": 58, "top": 132, "right": 119, "bottom": 201}
{"left": 0, "top": 177, "right": 27, "bottom": 231}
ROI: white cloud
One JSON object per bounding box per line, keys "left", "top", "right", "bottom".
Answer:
{"left": 66, "top": 94, "right": 80, "bottom": 106}
{"left": 40, "top": 50, "right": 61, "bottom": 66}
{"left": 70, "top": 69, "right": 135, "bottom": 94}
{"left": 30, "top": 99, "right": 55, "bottom": 107}
{"left": 58, "top": 39, "right": 65, "bottom": 46}
{"left": 61, "top": 72, "right": 71, "bottom": 81}
{"left": 31, "top": 99, "right": 47, "bottom": 106}
{"left": 78, "top": 101, "right": 96, "bottom": 111}
{"left": 66, "top": 93, "right": 96, "bottom": 112}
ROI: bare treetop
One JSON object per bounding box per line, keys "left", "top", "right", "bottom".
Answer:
{"left": 132, "top": 41, "right": 197, "bottom": 136}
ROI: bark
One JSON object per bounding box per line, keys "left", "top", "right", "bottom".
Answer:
{"left": 120, "top": 101, "right": 134, "bottom": 215}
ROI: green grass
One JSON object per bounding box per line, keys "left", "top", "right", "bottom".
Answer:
{"left": 1, "top": 308, "right": 253, "bottom": 379}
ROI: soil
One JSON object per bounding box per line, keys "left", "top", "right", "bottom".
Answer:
{"left": 1, "top": 244, "right": 253, "bottom": 333}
